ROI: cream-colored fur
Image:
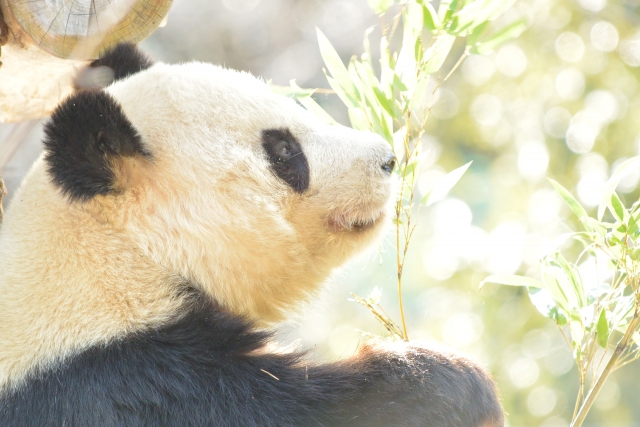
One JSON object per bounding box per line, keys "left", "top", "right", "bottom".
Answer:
{"left": 0, "top": 62, "right": 394, "bottom": 390}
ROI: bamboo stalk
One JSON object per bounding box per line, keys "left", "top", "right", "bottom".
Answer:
{"left": 571, "top": 314, "right": 640, "bottom": 427}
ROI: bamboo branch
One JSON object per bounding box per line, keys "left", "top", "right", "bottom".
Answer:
{"left": 571, "top": 314, "right": 640, "bottom": 427}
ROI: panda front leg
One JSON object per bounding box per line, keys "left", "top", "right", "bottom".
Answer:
{"left": 120, "top": 295, "right": 504, "bottom": 427}
{"left": 0, "top": 293, "right": 503, "bottom": 427}
{"left": 246, "top": 340, "right": 505, "bottom": 427}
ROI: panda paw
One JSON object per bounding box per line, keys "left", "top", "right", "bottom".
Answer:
{"left": 345, "top": 340, "right": 505, "bottom": 427}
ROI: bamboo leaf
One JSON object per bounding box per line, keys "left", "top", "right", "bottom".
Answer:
{"left": 373, "top": 87, "right": 396, "bottom": 118}
{"left": 551, "top": 252, "right": 587, "bottom": 308}
{"left": 480, "top": 274, "right": 544, "bottom": 289}
{"left": 288, "top": 80, "right": 336, "bottom": 124}
{"left": 471, "top": 19, "right": 526, "bottom": 55}
{"left": 325, "top": 75, "right": 360, "bottom": 109}
{"left": 317, "top": 29, "right": 359, "bottom": 99}
{"left": 610, "top": 192, "right": 625, "bottom": 222}
{"left": 599, "top": 156, "right": 640, "bottom": 221}
{"left": 466, "top": 21, "right": 487, "bottom": 47}
{"left": 367, "top": 0, "right": 394, "bottom": 15}
{"left": 422, "top": 34, "right": 456, "bottom": 74}
{"left": 421, "top": 161, "right": 472, "bottom": 206}
{"left": 549, "top": 179, "right": 590, "bottom": 224}
{"left": 528, "top": 288, "right": 567, "bottom": 325}
{"left": 348, "top": 108, "right": 371, "bottom": 131}
{"left": 597, "top": 308, "right": 610, "bottom": 348}
{"left": 423, "top": 2, "right": 441, "bottom": 32}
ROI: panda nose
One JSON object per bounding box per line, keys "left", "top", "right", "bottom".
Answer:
{"left": 381, "top": 153, "right": 396, "bottom": 175}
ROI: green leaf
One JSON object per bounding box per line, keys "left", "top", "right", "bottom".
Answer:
{"left": 580, "top": 217, "right": 606, "bottom": 238}
{"left": 325, "top": 75, "right": 360, "bottom": 109}
{"left": 597, "top": 308, "right": 610, "bottom": 348}
{"left": 348, "top": 108, "right": 371, "bottom": 131}
{"left": 609, "top": 156, "right": 640, "bottom": 188}
{"left": 421, "top": 161, "right": 472, "bottom": 206}
{"left": 466, "top": 21, "right": 487, "bottom": 47}
{"left": 599, "top": 156, "right": 640, "bottom": 221}
{"left": 422, "top": 34, "right": 456, "bottom": 74}
{"left": 269, "top": 83, "right": 315, "bottom": 97}
{"left": 367, "top": 0, "right": 394, "bottom": 15}
{"left": 540, "top": 263, "right": 571, "bottom": 312}
{"left": 373, "top": 87, "right": 396, "bottom": 118}
{"left": 528, "top": 287, "right": 567, "bottom": 325}
{"left": 471, "top": 19, "right": 526, "bottom": 55}
{"left": 396, "top": 3, "right": 424, "bottom": 86}
{"left": 610, "top": 192, "right": 626, "bottom": 222}
{"left": 549, "top": 179, "right": 589, "bottom": 224}
{"left": 628, "top": 214, "right": 639, "bottom": 235}
{"left": 288, "top": 80, "right": 336, "bottom": 124}
{"left": 423, "top": 2, "right": 441, "bottom": 32}
{"left": 317, "top": 29, "right": 359, "bottom": 100}
{"left": 551, "top": 252, "right": 587, "bottom": 308}
{"left": 480, "top": 274, "right": 543, "bottom": 289}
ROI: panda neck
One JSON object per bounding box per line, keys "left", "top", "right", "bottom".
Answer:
{"left": 0, "top": 162, "right": 183, "bottom": 390}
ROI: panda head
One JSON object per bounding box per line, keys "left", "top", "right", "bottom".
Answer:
{"left": 40, "top": 44, "right": 396, "bottom": 322}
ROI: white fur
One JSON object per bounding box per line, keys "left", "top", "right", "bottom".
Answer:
{"left": 0, "top": 61, "right": 394, "bottom": 389}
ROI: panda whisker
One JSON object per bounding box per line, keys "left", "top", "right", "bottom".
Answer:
{"left": 286, "top": 151, "right": 304, "bottom": 161}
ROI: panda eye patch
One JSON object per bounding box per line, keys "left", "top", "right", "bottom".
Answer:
{"left": 262, "top": 129, "right": 309, "bottom": 193}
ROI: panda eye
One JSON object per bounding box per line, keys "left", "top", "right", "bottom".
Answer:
{"left": 275, "top": 140, "right": 293, "bottom": 160}
{"left": 262, "top": 129, "right": 310, "bottom": 193}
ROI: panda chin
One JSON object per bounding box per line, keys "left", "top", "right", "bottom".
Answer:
{"left": 328, "top": 210, "right": 385, "bottom": 233}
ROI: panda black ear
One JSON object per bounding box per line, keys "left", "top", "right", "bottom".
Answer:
{"left": 75, "top": 43, "right": 154, "bottom": 89}
{"left": 43, "top": 90, "right": 151, "bottom": 202}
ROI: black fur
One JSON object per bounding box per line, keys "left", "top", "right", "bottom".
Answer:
{"left": 90, "top": 43, "right": 154, "bottom": 83}
{"left": 0, "top": 289, "right": 503, "bottom": 427}
{"left": 43, "top": 90, "right": 150, "bottom": 202}
{"left": 262, "top": 129, "right": 310, "bottom": 193}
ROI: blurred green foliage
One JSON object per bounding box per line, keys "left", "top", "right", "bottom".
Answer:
{"left": 279, "top": 1, "right": 640, "bottom": 426}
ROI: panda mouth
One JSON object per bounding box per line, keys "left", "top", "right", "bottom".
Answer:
{"left": 328, "top": 210, "right": 385, "bottom": 233}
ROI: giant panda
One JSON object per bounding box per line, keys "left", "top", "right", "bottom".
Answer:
{"left": 0, "top": 44, "right": 504, "bottom": 427}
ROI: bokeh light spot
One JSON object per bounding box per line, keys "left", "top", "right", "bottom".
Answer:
{"left": 555, "top": 32, "right": 585, "bottom": 62}
{"left": 528, "top": 189, "right": 562, "bottom": 226}
{"left": 591, "top": 21, "right": 619, "bottom": 52}
{"left": 441, "top": 313, "right": 484, "bottom": 347}
{"left": 555, "top": 68, "right": 585, "bottom": 100}
{"left": 470, "top": 94, "right": 504, "bottom": 126}
{"left": 462, "top": 55, "right": 496, "bottom": 86}
{"left": 543, "top": 107, "right": 571, "bottom": 138}
{"left": 518, "top": 142, "right": 550, "bottom": 182}
{"left": 432, "top": 89, "right": 460, "bottom": 120}
{"left": 594, "top": 380, "right": 621, "bottom": 411}
{"left": 509, "top": 357, "right": 540, "bottom": 388}
{"left": 585, "top": 90, "right": 619, "bottom": 124}
{"left": 619, "top": 37, "right": 640, "bottom": 67}
{"left": 566, "top": 123, "right": 596, "bottom": 153}
{"left": 527, "top": 386, "right": 557, "bottom": 417}
{"left": 544, "top": 346, "right": 574, "bottom": 376}
{"left": 576, "top": 0, "right": 606, "bottom": 12}
{"left": 486, "top": 221, "right": 527, "bottom": 274}
{"left": 496, "top": 45, "right": 528, "bottom": 77}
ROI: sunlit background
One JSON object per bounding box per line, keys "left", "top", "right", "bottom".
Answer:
{"left": 2, "top": 0, "right": 640, "bottom": 425}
